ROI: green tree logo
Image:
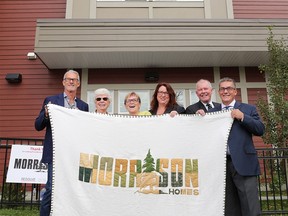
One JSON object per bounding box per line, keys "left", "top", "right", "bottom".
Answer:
{"left": 136, "top": 149, "right": 161, "bottom": 194}
{"left": 142, "top": 149, "right": 155, "bottom": 173}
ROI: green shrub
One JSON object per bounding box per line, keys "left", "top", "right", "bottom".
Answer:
{"left": 1, "top": 183, "right": 25, "bottom": 208}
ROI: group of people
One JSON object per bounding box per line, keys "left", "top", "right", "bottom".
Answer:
{"left": 94, "top": 82, "right": 185, "bottom": 116}
{"left": 35, "top": 69, "right": 264, "bottom": 216}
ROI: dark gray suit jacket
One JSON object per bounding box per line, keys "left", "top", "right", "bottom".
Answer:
{"left": 186, "top": 101, "right": 221, "bottom": 114}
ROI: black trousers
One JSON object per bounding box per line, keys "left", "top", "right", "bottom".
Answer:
{"left": 225, "top": 156, "right": 261, "bottom": 216}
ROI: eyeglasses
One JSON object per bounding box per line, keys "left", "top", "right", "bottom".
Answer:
{"left": 96, "top": 97, "right": 109, "bottom": 101}
{"left": 126, "top": 98, "right": 139, "bottom": 103}
{"left": 64, "top": 78, "right": 79, "bottom": 82}
{"left": 219, "top": 87, "right": 235, "bottom": 92}
{"left": 157, "top": 91, "right": 169, "bottom": 96}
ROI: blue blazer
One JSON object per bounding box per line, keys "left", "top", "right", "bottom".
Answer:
{"left": 35, "top": 93, "right": 89, "bottom": 163}
{"left": 209, "top": 101, "right": 265, "bottom": 176}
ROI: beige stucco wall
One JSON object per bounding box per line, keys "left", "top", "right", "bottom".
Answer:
{"left": 210, "top": 0, "right": 228, "bottom": 19}
{"left": 71, "top": 0, "right": 91, "bottom": 18}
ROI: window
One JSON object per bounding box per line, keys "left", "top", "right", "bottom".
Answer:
{"left": 175, "top": 89, "right": 185, "bottom": 108}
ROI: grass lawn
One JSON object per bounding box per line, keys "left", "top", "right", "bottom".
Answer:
{"left": 0, "top": 208, "right": 39, "bottom": 216}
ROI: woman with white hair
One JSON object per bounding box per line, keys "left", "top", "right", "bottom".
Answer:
{"left": 94, "top": 88, "right": 111, "bottom": 114}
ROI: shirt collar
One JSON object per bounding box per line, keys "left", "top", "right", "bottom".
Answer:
{"left": 64, "top": 92, "right": 76, "bottom": 101}
{"left": 221, "top": 99, "right": 236, "bottom": 109}
{"left": 201, "top": 101, "right": 212, "bottom": 106}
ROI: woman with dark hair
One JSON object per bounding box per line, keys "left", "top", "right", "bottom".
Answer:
{"left": 149, "top": 82, "right": 185, "bottom": 115}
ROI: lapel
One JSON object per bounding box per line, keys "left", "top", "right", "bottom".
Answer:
{"left": 198, "top": 101, "right": 206, "bottom": 110}
{"left": 233, "top": 101, "right": 241, "bottom": 109}
{"left": 56, "top": 93, "right": 65, "bottom": 107}
{"left": 212, "top": 102, "right": 221, "bottom": 111}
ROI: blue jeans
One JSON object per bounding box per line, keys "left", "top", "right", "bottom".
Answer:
{"left": 40, "top": 162, "right": 52, "bottom": 216}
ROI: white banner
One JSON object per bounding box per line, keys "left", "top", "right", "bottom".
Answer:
{"left": 48, "top": 104, "right": 233, "bottom": 216}
{"left": 6, "top": 145, "right": 47, "bottom": 184}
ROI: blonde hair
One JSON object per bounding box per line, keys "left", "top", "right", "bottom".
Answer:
{"left": 124, "top": 92, "right": 141, "bottom": 105}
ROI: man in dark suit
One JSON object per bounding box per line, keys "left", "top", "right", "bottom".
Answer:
{"left": 186, "top": 79, "right": 221, "bottom": 114}
{"left": 35, "top": 70, "right": 89, "bottom": 216}
{"left": 210, "top": 77, "right": 265, "bottom": 216}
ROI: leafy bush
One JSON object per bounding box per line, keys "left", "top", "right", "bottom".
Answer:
{"left": 1, "top": 183, "right": 25, "bottom": 208}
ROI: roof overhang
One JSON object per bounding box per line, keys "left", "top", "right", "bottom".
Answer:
{"left": 34, "top": 19, "right": 288, "bottom": 69}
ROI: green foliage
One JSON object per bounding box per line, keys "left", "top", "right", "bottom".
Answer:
{"left": 261, "top": 200, "right": 288, "bottom": 213}
{"left": 142, "top": 149, "right": 155, "bottom": 172}
{"left": 257, "top": 27, "right": 288, "bottom": 148}
{"left": 0, "top": 208, "right": 39, "bottom": 216}
{"left": 1, "top": 183, "right": 25, "bottom": 208}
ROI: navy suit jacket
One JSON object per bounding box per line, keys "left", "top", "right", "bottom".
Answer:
{"left": 35, "top": 93, "right": 89, "bottom": 163}
{"left": 209, "top": 101, "right": 265, "bottom": 176}
{"left": 186, "top": 101, "right": 221, "bottom": 114}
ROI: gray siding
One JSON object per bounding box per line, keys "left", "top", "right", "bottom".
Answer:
{"left": 34, "top": 19, "right": 288, "bottom": 69}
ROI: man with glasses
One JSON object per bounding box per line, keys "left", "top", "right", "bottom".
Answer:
{"left": 209, "top": 77, "right": 265, "bottom": 216}
{"left": 94, "top": 88, "right": 111, "bottom": 114}
{"left": 35, "top": 69, "right": 89, "bottom": 216}
{"left": 186, "top": 79, "right": 221, "bottom": 115}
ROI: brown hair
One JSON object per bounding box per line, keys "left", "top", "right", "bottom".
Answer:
{"left": 150, "top": 82, "right": 178, "bottom": 113}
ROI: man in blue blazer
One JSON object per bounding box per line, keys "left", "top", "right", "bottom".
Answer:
{"left": 186, "top": 79, "right": 221, "bottom": 114}
{"left": 35, "top": 70, "right": 89, "bottom": 216}
{"left": 210, "top": 77, "right": 265, "bottom": 216}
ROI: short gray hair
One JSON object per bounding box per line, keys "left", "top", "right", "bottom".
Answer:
{"left": 196, "top": 79, "right": 212, "bottom": 89}
{"left": 94, "top": 88, "right": 112, "bottom": 100}
{"left": 63, "top": 70, "right": 80, "bottom": 82}
{"left": 219, "top": 77, "right": 236, "bottom": 88}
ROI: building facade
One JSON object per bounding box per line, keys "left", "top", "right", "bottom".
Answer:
{"left": 1, "top": 0, "right": 288, "bottom": 145}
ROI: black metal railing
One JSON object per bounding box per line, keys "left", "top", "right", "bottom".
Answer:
{"left": 257, "top": 148, "right": 288, "bottom": 215}
{"left": 0, "top": 137, "right": 287, "bottom": 214}
{"left": 0, "top": 138, "right": 44, "bottom": 209}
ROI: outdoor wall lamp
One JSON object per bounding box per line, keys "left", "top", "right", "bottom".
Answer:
{"left": 145, "top": 72, "right": 159, "bottom": 82}
{"left": 5, "top": 73, "right": 22, "bottom": 83}
{"left": 27, "top": 52, "right": 37, "bottom": 60}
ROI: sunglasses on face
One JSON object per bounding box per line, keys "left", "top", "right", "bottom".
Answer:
{"left": 96, "top": 97, "right": 109, "bottom": 101}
